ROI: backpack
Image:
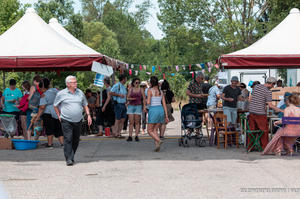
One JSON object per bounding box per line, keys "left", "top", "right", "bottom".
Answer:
{"left": 28, "top": 86, "right": 41, "bottom": 110}
{"left": 18, "top": 94, "right": 29, "bottom": 112}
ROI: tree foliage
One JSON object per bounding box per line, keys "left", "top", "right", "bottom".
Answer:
{"left": 34, "top": 0, "right": 84, "bottom": 39}
{"left": 0, "top": 0, "right": 24, "bottom": 34}
{"left": 1, "top": 0, "right": 299, "bottom": 95}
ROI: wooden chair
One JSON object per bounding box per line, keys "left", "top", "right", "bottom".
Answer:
{"left": 214, "top": 113, "right": 239, "bottom": 149}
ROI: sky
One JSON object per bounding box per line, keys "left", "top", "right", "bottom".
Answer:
{"left": 20, "top": 0, "right": 164, "bottom": 39}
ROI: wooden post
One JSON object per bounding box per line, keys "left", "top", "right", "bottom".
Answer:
{"left": 3, "top": 71, "right": 5, "bottom": 90}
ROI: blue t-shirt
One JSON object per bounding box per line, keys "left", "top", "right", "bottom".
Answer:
{"left": 206, "top": 85, "right": 221, "bottom": 107}
{"left": 3, "top": 88, "right": 23, "bottom": 112}
{"left": 111, "top": 82, "right": 127, "bottom": 103}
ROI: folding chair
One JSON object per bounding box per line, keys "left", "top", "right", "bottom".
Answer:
{"left": 240, "top": 114, "right": 263, "bottom": 153}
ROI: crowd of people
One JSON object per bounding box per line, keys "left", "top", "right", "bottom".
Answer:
{"left": 185, "top": 72, "right": 300, "bottom": 156}
{"left": 0, "top": 74, "right": 176, "bottom": 156}
{"left": 1, "top": 72, "right": 300, "bottom": 165}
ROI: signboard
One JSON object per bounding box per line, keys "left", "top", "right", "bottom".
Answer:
{"left": 217, "top": 71, "right": 228, "bottom": 87}
{"left": 91, "top": 61, "right": 113, "bottom": 76}
{"left": 94, "top": 73, "right": 105, "bottom": 87}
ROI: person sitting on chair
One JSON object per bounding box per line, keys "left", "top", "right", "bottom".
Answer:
{"left": 263, "top": 94, "right": 300, "bottom": 156}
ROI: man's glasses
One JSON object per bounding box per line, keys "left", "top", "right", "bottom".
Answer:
{"left": 135, "top": 81, "right": 140, "bottom": 84}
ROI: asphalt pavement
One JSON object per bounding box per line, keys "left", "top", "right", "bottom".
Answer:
{"left": 1, "top": 111, "right": 300, "bottom": 199}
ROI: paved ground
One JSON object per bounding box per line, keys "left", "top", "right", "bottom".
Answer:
{"left": 1, "top": 111, "right": 300, "bottom": 199}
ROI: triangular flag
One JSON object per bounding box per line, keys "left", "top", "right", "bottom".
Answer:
{"left": 196, "top": 64, "right": 201, "bottom": 68}
{"left": 176, "top": 65, "right": 179, "bottom": 72}
{"left": 182, "top": 65, "right": 186, "bottom": 70}
{"left": 163, "top": 73, "right": 166, "bottom": 79}
{"left": 131, "top": 64, "right": 134, "bottom": 69}
{"left": 139, "top": 65, "right": 142, "bottom": 70}
{"left": 214, "top": 64, "right": 219, "bottom": 69}
{"left": 200, "top": 63, "right": 205, "bottom": 69}
{"left": 135, "top": 70, "right": 138, "bottom": 75}
{"left": 126, "top": 64, "right": 129, "bottom": 69}
{"left": 152, "top": 66, "right": 155, "bottom": 73}
{"left": 192, "top": 72, "right": 194, "bottom": 78}
{"left": 143, "top": 65, "right": 147, "bottom": 70}
{"left": 129, "top": 69, "right": 132, "bottom": 75}
{"left": 189, "top": 64, "right": 192, "bottom": 70}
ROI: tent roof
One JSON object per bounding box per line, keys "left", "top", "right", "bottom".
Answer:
{"left": 49, "top": 18, "right": 99, "bottom": 55}
{"left": 219, "top": 8, "right": 300, "bottom": 69}
{"left": 0, "top": 8, "right": 103, "bottom": 71}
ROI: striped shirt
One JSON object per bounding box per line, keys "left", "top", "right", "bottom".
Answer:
{"left": 249, "top": 84, "right": 272, "bottom": 115}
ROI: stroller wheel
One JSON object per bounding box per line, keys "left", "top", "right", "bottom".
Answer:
{"left": 182, "top": 136, "right": 190, "bottom": 147}
{"left": 196, "top": 138, "right": 206, "bottom": 147}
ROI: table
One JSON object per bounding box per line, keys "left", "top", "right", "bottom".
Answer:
{"left": 199, "top": 109, "right": 249, "bottom": 145}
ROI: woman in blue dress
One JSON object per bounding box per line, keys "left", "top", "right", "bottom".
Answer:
{"left": 147, "top": 76, "right": 169, "bottom": 152}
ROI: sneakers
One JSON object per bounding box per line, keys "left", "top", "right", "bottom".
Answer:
{"left": 154, "top": 140, "right": 163, "bottom": 152}
{"left": 135, "top": 136, "right": 139, "bottom": 142}
{"left": 45, "top": 144, "right": 53, "bottom": 149}
{"left": 66, "top": 160, "right": 73, "bottom": 166}
{"left": 127, "top": 136, "right": 133, "bottom": 142}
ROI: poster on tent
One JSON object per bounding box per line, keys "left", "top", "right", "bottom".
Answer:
{"left": 94, "top": 73, "right": 105, "bottom": 87}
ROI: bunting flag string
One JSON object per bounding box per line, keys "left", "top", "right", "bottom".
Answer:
{"left": 118, "top": 61, "right": 220, "bottom": 78}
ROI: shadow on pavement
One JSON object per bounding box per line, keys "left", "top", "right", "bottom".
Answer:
{"left": 0, "top": 136, "right": 296, "bottom": 163}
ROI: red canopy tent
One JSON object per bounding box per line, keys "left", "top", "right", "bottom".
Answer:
{"left": 219, "top": 8, "right": 300, "bottom": 69}
{"left": 0, "top": 8, "right": 124, "bottom": 72}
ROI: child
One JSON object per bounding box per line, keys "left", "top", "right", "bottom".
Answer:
{"left": 27, "top": 112, "right": 43, "bottom": 140}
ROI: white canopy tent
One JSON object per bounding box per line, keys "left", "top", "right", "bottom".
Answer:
{"left": 219, "top": 8, "right": 300, "bottom": 69}
{"left": 48, "top": 18, "right": 99, "bottom": 54}
{"left": 0, "top": 8, "right": 125, "bottom": 72}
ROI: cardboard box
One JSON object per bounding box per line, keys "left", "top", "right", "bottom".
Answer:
{"left": 271, "top": 87, "right": 300, "bottom": 106}
{"left": 0, "top": 138, "right": 13, "bottom": 150}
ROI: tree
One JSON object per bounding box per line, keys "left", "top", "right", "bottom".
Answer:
{"left": 166, "top": 73, "right": 188, "bottom": 100}
{"left": 76, "top": 21, "right": 122, "bottom": 90}
{"left": 81, "top": 0, "right": 107, "bottom": 21}
{"left": 158, "top": 0, "right": 269, "bottom": 55}
{"left": 82, "top": 21, "right": 121, "bottom": 58}
{"left": 34, "top": 0, "right": 84, "bottom": 39}
{"left": 0, "top": 0, "right": 24, "bottom": 34}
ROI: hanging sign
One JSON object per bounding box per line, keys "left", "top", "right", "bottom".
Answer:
{"left": 91, "top": 61, "right": 113, "bottom": 76}
{"left": 94, "top": 73, "right": 105, "bottom": 87}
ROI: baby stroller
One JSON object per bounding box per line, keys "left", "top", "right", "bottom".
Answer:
{"left": 0, "top": 114, "right": 17, "bottom": 138}
{"left": 178, "top": 103, "right": 206, "bottom": 147}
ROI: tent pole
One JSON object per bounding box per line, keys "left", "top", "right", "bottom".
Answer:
{"left": 3, "top": 71, "right": 5, "bottom": 90}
